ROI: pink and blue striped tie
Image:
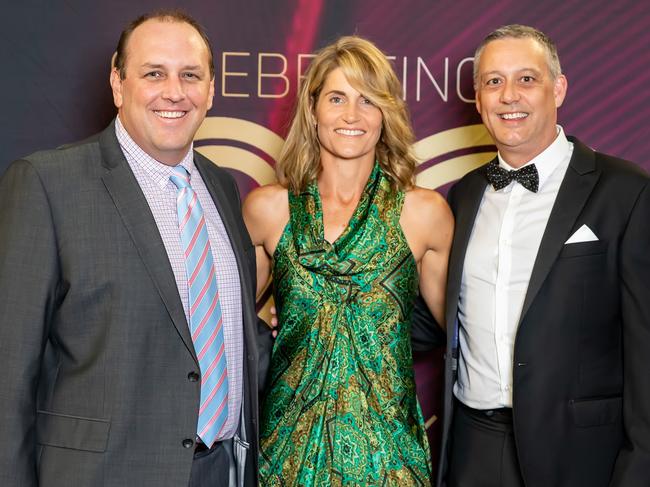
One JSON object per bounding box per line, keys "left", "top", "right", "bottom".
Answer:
{"left": 170, "top": 166, "right": 229, "bottom": 447}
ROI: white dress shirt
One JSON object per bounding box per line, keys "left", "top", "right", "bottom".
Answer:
{"left": 454, "top": 126, "right": 574, "bottom": 409}
{"left": 115, "top": 117, "right": 243, "bottom": 439}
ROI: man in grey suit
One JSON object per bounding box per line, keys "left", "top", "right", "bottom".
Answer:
{"left": 0, "top": 10, "right": 271, "bottom": 487}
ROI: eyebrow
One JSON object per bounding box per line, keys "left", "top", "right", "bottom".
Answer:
{"left": 139, "top": 63, "right": 204, "bottom": 71}
{"left": 481, "top": 68, "right": 542, "bottom": 77}
{"left": 322, "top": 89, "right": 370, "bottom": 99}
{"left": 323, "top": 89, "right": 347, "bottom": 96}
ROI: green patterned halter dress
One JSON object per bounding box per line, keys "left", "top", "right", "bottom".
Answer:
{"left": 260, "top": 164, "right": 432, "bottom": 486}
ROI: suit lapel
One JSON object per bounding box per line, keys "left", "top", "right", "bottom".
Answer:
{"left": 195, "top": 155, "right": 259, "bottom": 400}
{"left": 446, "top": 168, "right": 489, "bottom": 326}
{"left": 195, "top": 156, "right": 247, "bottom": 256}
{"left": 195, "top": 154, "right": 255, "bottom": 337}
{"left": 98, "top": 123, "right": 198, "bottom": 364}
{"left": 519, "top": 138, "right": 600, "bottom": 321}
{"left": 439, "top": 166, "right": 489, "bottom": 479}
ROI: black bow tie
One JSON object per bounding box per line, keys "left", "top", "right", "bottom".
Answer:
{"left": 486, "top": 160, "right": 539, "bottom": 192}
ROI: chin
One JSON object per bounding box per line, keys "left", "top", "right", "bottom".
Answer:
{"left": 496, "top": 133, "right": 526, "bottom": 147}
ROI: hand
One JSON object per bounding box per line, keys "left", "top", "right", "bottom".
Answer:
{"left": 270, "top": 306, "right": 278, "bottom": 338}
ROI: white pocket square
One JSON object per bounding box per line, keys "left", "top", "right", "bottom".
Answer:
{"left": 565, "top": 224, "right": 599, "bottom": 244}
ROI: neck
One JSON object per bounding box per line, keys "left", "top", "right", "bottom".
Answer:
{"left": 317, "top": 154, "right": 375, "bottom": 203}
{"left": 500, "top": 152, "right": 535, "bottom": 169}
{"left": 500, "top": 126, "right": 559, "bottom": 168}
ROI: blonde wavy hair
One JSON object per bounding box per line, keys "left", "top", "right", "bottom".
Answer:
{"left": 277, "top": 36, "right": 417, "bottom": 193}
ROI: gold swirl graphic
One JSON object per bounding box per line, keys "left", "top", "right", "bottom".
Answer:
{"left": 414, "top": 124, "right": 495, "bottom": 188}
{"left": 196, "top": 117, "right": 285, "bottom": 158}
{"left": 194, "top": 117, "right": 284, "bottom": 186}
{"left": 195, "top": 145, "right": 276, "bottom": 186}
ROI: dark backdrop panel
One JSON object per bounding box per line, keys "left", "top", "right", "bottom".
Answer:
{"left": 2, "top": 0, "right": 648, "bottom": 173}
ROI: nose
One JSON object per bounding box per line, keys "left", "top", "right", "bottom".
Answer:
{"left": 342, "top": 102, "right": 360, "bottom": 123}
{"left": 500, "top": 79, "right": 519, "bottom": 104}
{"left": 162, "top": 76, "right": 185, "bottom": 103}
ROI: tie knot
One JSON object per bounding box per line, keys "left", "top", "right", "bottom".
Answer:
{"left": 486, "top": 161, "right": 539, "bottom": 192}
{"left": 170, "top": 165, "right": 191, "bottom": 190}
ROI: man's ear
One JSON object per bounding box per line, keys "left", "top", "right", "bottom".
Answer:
{"left": 475, "top": 89, "right": 482, "bottom": 115}
{"left": 554, "top": 74, "right": 568, "bottom": 108}
{"left": 207, "top": 77, "right": 215, "bottom": 111}
{"left": 110, "top": 68, "right": 124, "bottom": 109}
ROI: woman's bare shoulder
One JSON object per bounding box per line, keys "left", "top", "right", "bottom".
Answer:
{"left": 244, "top": 183, "right": 288, "bottom": 214}
{"left": 242, "top": 183, "right": 290, "bottom": 238}
{"left": 404, "top": 185, "right": 450, "bottom": 219}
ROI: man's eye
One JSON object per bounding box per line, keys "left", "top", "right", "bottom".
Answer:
{"left": 145, "top": 71, "right": 163, "bottom": 79}
{"left": 521, "top": 76, "right": 535, "bottom": 82}
{"left": 486, "top": 78, "right": 501, "bottom": 86}
{"left": 183, "top": 72, "right": 200, "bottom": 80}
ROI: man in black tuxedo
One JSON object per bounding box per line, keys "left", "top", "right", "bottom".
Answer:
{"left": 414, "top": 24, "right": 649, "bottom": 487}
{"left": 0, "top": 10, "right": 271, "bottom": 487}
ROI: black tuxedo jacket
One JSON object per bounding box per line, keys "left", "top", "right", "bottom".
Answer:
{"left": 0, "top": 121, "right": 273, "bottom": 486}
{"left": 415, "top": 137, "right": 650, "bottom": 487}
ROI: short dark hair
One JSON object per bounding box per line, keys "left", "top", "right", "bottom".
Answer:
{"left": 113, "top": 9, "right": 214, "bottom": 80}
{"left": 473, "top": 24, "right": 562, "bottom": 87}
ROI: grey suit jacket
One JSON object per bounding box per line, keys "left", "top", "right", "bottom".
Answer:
{"left": 0, "top": 121, "right": 272, "bottom": 486}
{"left": 426, "top": 137, "right": 650, "bottom": 487}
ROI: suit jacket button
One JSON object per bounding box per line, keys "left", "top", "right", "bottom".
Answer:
{"left": 182, "top": 438, "right": 194, "bottom": 449}
{"left": 188, "top": 371, "right": 200, "bottom": 382}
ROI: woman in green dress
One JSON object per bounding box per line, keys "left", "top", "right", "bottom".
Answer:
{"left": 243, "top": 36, "right": 453, "bottom": 486}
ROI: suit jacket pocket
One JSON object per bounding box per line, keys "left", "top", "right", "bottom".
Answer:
{"left": 37, "top": 410, "right": 110, "bottom": 452}
{"left": 559, "top": 240, "right": 608, "bottom": 258}
{"left": 570, "top": 395, "right": 622, "bottom": 427}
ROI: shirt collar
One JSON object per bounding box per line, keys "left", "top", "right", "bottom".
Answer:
{"left": 115, "top": 115, "right": 196, "bottom": 190}
{"left": 497, "top": 125, "right": 571, "bottom": 190}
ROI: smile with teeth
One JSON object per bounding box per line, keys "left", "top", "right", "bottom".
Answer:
{"left": 154, "top": 110, "right": 186, "bottom": 119}
{"left": 499, "top": 112, "right": 528, "bottom": 120}
{"left": 335, "top": 128, "right": 365, "bottom": 136}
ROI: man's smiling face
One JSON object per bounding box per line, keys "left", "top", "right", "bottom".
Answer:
{"left": 110, "top": 19, "right": 214, "bottom": 165}
{"left": 475, "top": 37, "right": 567, "bottom": 167}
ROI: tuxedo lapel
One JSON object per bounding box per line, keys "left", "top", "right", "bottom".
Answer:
{"left": 98, "top": 124, "right": 198, "bottom": 364}
{"left": 446, "top": 168, "right": 489, "bottom": 342}
{"left": 438, "top": 166, "right": 489, "bottom": 486}
{"left": 520, "top": 139, "right": 601, "bottom": 321}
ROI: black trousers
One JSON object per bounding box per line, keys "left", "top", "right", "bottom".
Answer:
{"left": 447, "top": 400, "right": 525, "bottom": 487}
